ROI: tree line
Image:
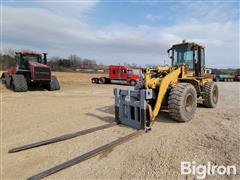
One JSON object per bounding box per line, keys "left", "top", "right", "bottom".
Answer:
{"left": 0, "top": 49, "right": 142, "bottom": 71}
{"left": 48, "top": 54, "right": 97, "bottom": 71}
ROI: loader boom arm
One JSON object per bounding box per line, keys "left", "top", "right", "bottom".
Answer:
{"left": 146, "top": 66, "right": 183, "bottom": 121}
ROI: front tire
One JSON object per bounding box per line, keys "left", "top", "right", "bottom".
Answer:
{"left": 203, "top": 82, "right": 218, "bottom": 108}
{"left": 129, "top": 80, "right": 137, "bottom": 86}
{"left": 168, "top": 83, "right": 197, "bottom": 122}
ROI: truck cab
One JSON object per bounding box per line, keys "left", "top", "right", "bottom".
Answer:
{"left": 91, "top": 65, "right": 140, "bottom": 86}
{"left": 109, "top": 65, "right": 140, "bottom": 86}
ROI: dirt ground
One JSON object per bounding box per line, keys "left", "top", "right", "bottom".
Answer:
{"left": 1, "top": 72, "right": 239, "bottom": 180}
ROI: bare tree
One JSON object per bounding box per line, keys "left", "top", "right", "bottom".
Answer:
{"left": 82, "top": 59, "right": 96, "bottom": 69}
{"left": 68, "top": 54, "right": 82, "bottom": 68}
{"left": 3, "top": 48, "right": 15, "bottom": 58}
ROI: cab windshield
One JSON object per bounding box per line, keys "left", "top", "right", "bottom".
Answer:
{"left": 22, "top": 55, "right": 42, "bottom": 63}
{"left": 172, "top": 44, "right": 193, "bottom": 69}
{"left": 127, "top": 70, "right": 133, "bottom": 74}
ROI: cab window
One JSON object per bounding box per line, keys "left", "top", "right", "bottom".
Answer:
{"left": 127, "top": 70, "right": 133, "bottom": 74}
{"left": 172, "top": 44, "right": 194, "bottom": 69}
{"left": 22, "top": 55, "right": 41, "bottom": 63}
{"left": 122, "top": 69, "right": 127, "bottom": 74}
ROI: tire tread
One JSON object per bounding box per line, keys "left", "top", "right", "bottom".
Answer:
{"left": 168, "top": 83, "right": 197, "bottom": 122}
{"left": 12, "top": 74, "right": 28, "bottom": 92}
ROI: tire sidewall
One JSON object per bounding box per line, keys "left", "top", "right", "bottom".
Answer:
{"left": 181, "top": 85, "right": 197, "bottom": 121}
{"left": 91, "top": 78, "right": 96, "bottom": 83}
{"left": 209, "top": 83, "right": 218, "bottom": 108}
{"left": 168, "top": 83, "right": 197, "bottom": 122}
{"left": 99, "top": 77, "right": 105, "bottom": 84}
{"left": 130, "top": 80, "right": 136, "bottom": 86}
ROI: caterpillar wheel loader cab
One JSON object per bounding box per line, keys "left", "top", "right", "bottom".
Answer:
{"left": 114, "top": 40, "right": 218, "bottom": 131}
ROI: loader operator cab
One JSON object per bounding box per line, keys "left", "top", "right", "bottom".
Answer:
{"left": 15, "top": 52, "right": 47, "bottom": 70}
{"left": 168, "top": 40, "right": 205, "bottom": 77}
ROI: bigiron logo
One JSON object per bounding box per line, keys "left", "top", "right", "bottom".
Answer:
{"left": 181, "top": 161, "right": 237, "bottom": 179}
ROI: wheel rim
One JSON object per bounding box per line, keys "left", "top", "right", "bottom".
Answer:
{"left": 185, "top": 94, "right": 194, "bottom": 112}
{"left": 212, "top": 86, "right": 218, "bottom": 104}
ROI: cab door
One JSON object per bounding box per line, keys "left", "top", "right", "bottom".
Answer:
{"left": 110, "top": 66, "right": 118, "bottom": 79}
{"left": 120, "top": 66, "right": 128, "bottom": 79}
{"left": 195, "top": 47, "right": 205, "bottom": 77}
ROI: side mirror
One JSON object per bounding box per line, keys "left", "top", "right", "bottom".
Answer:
{"left": 167, "top": 48, "right": 173, "bottom": 59}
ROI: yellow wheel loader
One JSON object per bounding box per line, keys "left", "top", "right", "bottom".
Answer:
{"left": 8, "top": 41, "right": 219, "bottom": 179}
{"left": 9, "top": 41, "right": 218, "bottom": 180}
{"left": 114, "top": 40, "right": 219, "bottom": 131}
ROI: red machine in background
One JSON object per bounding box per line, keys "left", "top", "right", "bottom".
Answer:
{"left": 92, "top": 65, "right": 141, "bottom": 86}
{"left": 1, "top": 51, "right": 60, "bottom": 92}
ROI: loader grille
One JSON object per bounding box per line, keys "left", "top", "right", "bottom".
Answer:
{"left": 34, "top": 67, "right": 51, "bottom": 80}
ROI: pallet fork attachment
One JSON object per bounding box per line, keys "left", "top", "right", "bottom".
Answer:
{"left": 8, "top": 122, "right": 144, "bottom": 179}
{"left": 114, "top": 88, "right": 152, "bottom": 131}
{"left": 9, "top": 122, "right": 117, "bottom": 153}
{"left": 27, "top": 130, "right": 143, "bottom": 180}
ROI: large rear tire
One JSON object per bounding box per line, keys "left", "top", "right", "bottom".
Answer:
{"left": 168, "top": 83, "right": 197, "bottom": 122}
{"left": 91, "top": 78, "right": 97, "bottom": 83}
{"left": 11, "top": 74, "right": 28, "bottom": 92}
{"left": 47, "top": 76, "right": 60, "bottom": 91}
{"left": 203, "top": 82, "right": 218, "bottom": 108}
{"left": 99, "top": 77, "right": 105, "bottom": 84}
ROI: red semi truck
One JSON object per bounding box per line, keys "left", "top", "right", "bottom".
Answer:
{"left": 91, "top": 65, "right": 140, "bottom": 86}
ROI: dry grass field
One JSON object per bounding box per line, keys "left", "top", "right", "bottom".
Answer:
{"left": 1, "top": 72, "right": 239, "bottom": 179}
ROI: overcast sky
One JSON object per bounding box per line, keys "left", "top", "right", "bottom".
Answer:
{"left": 1, "top": 0, "right": 239, "bottom": 68}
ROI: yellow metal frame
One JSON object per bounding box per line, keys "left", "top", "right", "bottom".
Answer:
{"left": 145, "top": 66, "right": 184, "bottom": 121}
{"left": 144, "top": 65, "right": 212, "bottom": 122}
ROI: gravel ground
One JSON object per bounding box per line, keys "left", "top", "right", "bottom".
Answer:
{"left": 1, "top": 72, "right": 239, "bottom": 180}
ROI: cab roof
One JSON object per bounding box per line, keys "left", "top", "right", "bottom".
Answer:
{"left": 109, "top": 65, "right": 133, "bottom": 70}
{"left": 16, "top": 51, "right": 41, "bottom": 56}
{"left": 172, "top": 40, "right": 205, "bottom": 48}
